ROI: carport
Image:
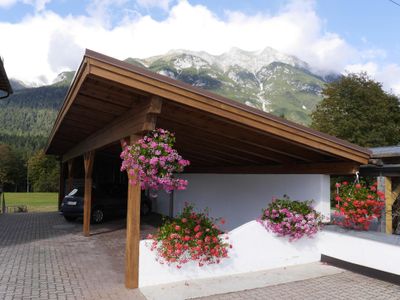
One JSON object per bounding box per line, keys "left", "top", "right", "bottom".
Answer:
{"left": 45, "top": 49, "right": 371, "bottom": 289}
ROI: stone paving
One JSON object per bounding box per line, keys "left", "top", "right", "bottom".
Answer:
{"left": 0, "top": 212, "right": 151, "bottom": 300}
{"left": 196, "top": 271, "right": 400, "bottom": 300}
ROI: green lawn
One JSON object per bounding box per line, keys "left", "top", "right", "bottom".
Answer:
{"left": 3, "top": 192, "right": 58, "bottom": 212}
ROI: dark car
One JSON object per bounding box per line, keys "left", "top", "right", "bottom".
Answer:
{"left": 60, "top": 185, "right": 152, "bottom": 223}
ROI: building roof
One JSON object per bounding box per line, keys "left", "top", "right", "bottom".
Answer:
{"left": 370, "top": 146, "right": 400, "bottom": 159}
{"left": 46, "top": 49, "right": 371, "bottom": 174}
{"left": 0, "top": 58, "right": 13, "bottom": 99}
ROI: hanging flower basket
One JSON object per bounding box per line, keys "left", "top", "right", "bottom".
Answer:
{"left": 258, "top": 196, "right": 323, "bottom": 241}
{"left": 147, "top": 203, "right": 232, "bottom": 268}
{"left": 334, "top": 180, "right": 385, "bottom": 230}
{"left": 120, "top": 128, "right": 190, "bottom": 192}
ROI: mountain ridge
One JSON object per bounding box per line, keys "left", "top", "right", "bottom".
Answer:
{"left": 126, "top": 48, "right": 334, "bottom": 124}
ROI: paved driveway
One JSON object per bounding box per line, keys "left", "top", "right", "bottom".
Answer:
{"left": 0, "top": 212, "right": 147, "bottom": 300}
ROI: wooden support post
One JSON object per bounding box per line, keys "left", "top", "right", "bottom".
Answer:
{"left": 67, "top": 159, "right": 74, "bottom": 193}
{"left": 385, "top": 177, "right": 394, "bottom": 234}
{"left": 58, "top": 161, "right": 65, "bottom": 211}
{"left": 378, "top": 176, "right": 395, "bottom": 234}
{"left": 122, "top": 136, "right": 142, "bottom": 289}
{"left": 83, "top": 151, "right": 95, "bottom": 237}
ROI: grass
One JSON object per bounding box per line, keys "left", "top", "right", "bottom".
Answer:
{"left": 3, "top": 192, "right": 58, "bottom": 212}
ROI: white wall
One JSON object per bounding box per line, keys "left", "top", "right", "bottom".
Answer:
{"left": 154, "top": 174, "right": 330, "bottom": 230}
{"left": 139, "top": 220, "right": 322, "bottom": 287}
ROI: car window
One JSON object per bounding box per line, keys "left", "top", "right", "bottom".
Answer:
{"left": 67, "top": 188, "right": 84, "bottom": 197}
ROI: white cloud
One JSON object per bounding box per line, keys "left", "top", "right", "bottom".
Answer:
{"left": 0, "top": 0, "right": 51, "bottom": 11}
{"left": 0, "top": 0, "right": 399, "bottom": 94}
{"left": 136, "top": 0, "right": 173, "bottom": 10}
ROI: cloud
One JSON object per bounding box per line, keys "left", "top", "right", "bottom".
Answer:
{"left": 0, "top": 0, "right": 51, "bottom": 11}
{"left": 0, "top": 0, "right": 399, "bottom": 94}
{"left": 136, "top": 0, "right": 173, "bottom": 10}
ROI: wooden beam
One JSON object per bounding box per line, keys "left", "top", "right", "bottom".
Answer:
{"left": 63, "top": 96, "right": 162, "bottom": 162}
{"left": 67, "top": 159, "right": 74, "bottom": 193}
{"left": 58, "top": 161, "right": 65, "bottom": 210}
{"left": 161, "top": 118, "right": 298, "bottom": 164}
{"left": 158, "top": 113, "right": 324, "bottom": 163}
{"left": 123, "top": 135, "right": 142, "bottom": 289}
{"left": 384, "top": 177, "right": 394, "bottom": 234}
{"left": 76, "top": 94, "right": 128, "bottom": 115}
{"left": 83, "top": 151, "right": 95, "bottom": 237}
{"left": 186, "top": 162, "right": 360, "bottom": 175}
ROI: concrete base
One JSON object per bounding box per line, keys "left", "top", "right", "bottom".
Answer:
{"left": 140, "top": 262, "right": 343, "bottom": 300}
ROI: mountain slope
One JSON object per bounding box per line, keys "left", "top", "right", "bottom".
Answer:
{"left": 0, "top": 77, "right": 70, "bottom": 153}
{"left": 126, "top": 48, "right": 328, "bottom": 125}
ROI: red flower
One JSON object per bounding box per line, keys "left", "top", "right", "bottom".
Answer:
{"left": 194, "top": 225, "right": 201, "bottom": 232}
{"left": 220, "top": 218, "right": 226, "bottom": 225}
{"left": 175, "top": 225, "right": 181, "bottom": 231}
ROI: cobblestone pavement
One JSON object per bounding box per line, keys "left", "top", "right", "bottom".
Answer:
{"left": 0, "top": 212, "right": 157, "bottom": 300}
{"left": 196, "top": 271, "right": 400, "bottom": 300}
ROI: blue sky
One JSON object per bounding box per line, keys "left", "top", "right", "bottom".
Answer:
{"left": 0, "top": 0, "right": 399, "bottom": 92}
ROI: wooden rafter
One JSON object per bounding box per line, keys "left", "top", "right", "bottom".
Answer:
{"left": 62, "top": 96, "right": 162, "bottom": 162}
{"left": 188, "top": 162, "right": 360, "bottom": 175}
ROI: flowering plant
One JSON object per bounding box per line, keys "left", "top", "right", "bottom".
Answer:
{"left": 334, "top": 180, "right": 385, "bottom": 230}
{"left": 147, "top": 204, "right": 231, "bottom": 268}
{"left": 120, "top": 128, "right": 190, "bottom": 192}
{"left": 258, "top": 196, "right": 323, "bottom": 241}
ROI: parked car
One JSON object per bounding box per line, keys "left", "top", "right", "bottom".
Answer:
{"left": 60, "top": 184, "right": 152, "bottom": 223}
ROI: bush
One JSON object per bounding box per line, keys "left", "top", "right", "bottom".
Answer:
{"left": 147, "top": 204, "right": 232, "bottom": 268}
{"left": 334, "top": 180, "right": 385, "bottom": 230}
{"left": 258, "top": 196, "right": 323, "bottom": 241}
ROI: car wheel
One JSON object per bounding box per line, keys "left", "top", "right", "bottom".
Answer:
{"left": 91, "top": 208, "right": 104, "bottom": 224}
{"left": 64, "top": 215, "right": 77, "bottom": 222}
{"left": 141, "top": 201, "right": 152, "bottom": 216}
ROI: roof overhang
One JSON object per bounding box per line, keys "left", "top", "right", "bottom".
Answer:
{"left": 0, "top": 58, "right": 13, "bottom": 99}
{"left": 46, "top": 49, "right": 371, "bottom": 174}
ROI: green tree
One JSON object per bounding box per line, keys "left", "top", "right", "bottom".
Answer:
{"left": 0, "top": 144, "right": 17, "bottom": 187}
{"left": 311, "top": 72, "right": 400, "bottom": 147}
{"left": 28, "top": 150, "right": 59, "bottom": 192}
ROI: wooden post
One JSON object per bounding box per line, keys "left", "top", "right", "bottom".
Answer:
{"left": 122, "top": 136, "right": 142, "bottom": 289}
{"left": 67, "top": 159, "right": 74, "bottom": 193}
{"left": 83, "top": 151, "right": 95, "bottom": 237}
{"left": 384, "top": 177, "right": 394, "bottom": 234}
{"left": 58, "top": 161, "right": 65, "bottom": 211}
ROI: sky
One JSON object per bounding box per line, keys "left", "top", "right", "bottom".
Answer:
{"left": 0, "top": 0, "right": 399, "bottom": 93}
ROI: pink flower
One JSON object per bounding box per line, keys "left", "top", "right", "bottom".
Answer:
{"left": 182, "top": 218, "right": 187, "bottom": 223}
{"left": 194, "top": 225, "right": 201, "bottom": 232}
{"left": 175, "top": 225, "right": 181, "bottom": 231}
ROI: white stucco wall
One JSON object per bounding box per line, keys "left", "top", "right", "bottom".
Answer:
{"left": 154, "top": 174, "right": 330, "bottom": 230}
{"left": 139, "top": 220, "right": 322, "bottom": 287}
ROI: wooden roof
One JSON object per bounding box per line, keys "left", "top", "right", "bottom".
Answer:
{"left": 46, "top": 49, "right": 371, "bottom": 174}
{"left": 0, "top": 58, "right": 12, "bottom": 99}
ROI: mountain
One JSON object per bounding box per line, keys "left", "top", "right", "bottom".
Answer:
{"left": 0, "top": 73, "right": 73, "bottom": 154}
{"left": 0, "top": 48, "right": 335, "bottom": 154}
{"left": 126, "top": 47, "right": 331, "bottom": 125}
